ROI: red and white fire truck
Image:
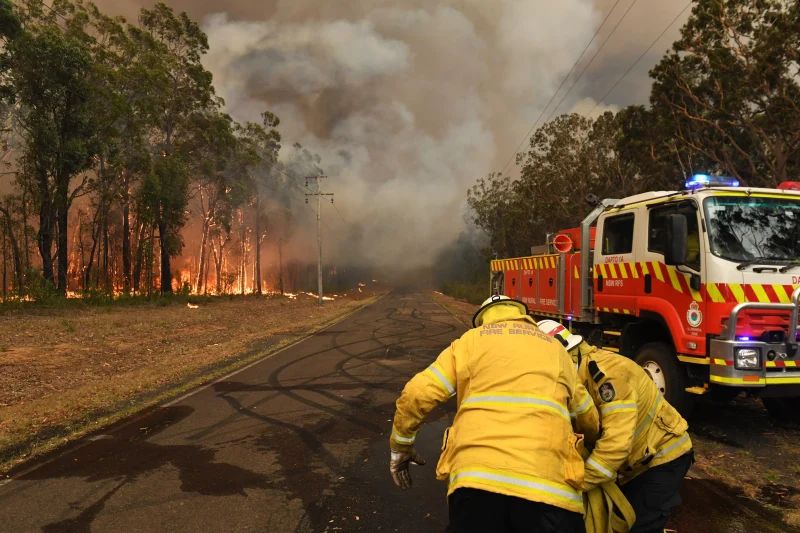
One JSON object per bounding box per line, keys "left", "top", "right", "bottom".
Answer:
{"left": 490, "top": 175, "right": 800, "bottom": 416}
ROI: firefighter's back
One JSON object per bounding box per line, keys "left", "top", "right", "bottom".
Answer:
{"left": 438, "top": 319, "right": 587, "bottom": 514}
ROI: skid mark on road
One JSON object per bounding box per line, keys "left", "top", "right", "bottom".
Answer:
{"left": 208, "top": 292, "right": 464, "bottom": 530}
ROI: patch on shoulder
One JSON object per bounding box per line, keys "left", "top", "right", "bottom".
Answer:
{"left": 588, "top": 360, "right": 605, "bottom": 383}
{"left": 598, "top": 381, "right": 616, "bottom": 402}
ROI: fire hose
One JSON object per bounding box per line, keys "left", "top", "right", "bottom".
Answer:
{"left": 584, "top": 482, "right": 636, "bottom": 533}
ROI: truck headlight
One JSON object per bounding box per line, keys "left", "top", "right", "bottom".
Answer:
{"left": 735, "top": 348, "right": 761, "bottom": 370}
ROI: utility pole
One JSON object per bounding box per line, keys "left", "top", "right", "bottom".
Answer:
{"left": 278, "top": 236, "right": 284, "bottom": 295}
{"left": 305, "top": 176, "right": 333, "bottom": 305}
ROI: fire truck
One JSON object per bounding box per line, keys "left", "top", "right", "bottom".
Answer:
{"left": 489, "top": 175, "right": 800, "bottom": 416}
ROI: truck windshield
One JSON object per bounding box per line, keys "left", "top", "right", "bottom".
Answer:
{"left": 704, "top": 196, "right": 800, "bottom": 263}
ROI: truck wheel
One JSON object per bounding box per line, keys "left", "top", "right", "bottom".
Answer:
{"left": 634, "top": 342, "right": 694, "bottom": 417}
{"left": 762, "top": 398, "right": 800, "bottom": 423}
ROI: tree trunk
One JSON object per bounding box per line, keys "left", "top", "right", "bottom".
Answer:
{"left": 84, "top": 205, "right": 101, "bottom": 289}
{"left": 212, "top": 233, "right": 227, "bottom": 295}
{"left": 2, "top": 227, "right": 6, "bottom": 301}
{"left": 37, "top": 180, "right": 54, "bottom": 286}
{"left": 122, "top": 173, "right": 131, "bottom": 294}
{"left": 56, "top": 200, "right": 68, "bottom": 295}
{"left": 21, "top": 189, "right": 30, "bottom": 277}
{"left": 196, "top": 218, "right": 210, "bottom": 294}
{"left": 147, "top": 224, "right": 155, "bottom": 298}
{"left": 278, "top": 239, "right": 284, "bottom": 295}
{"left": 158, "top": 219, "right": 172, "bottom": 295}
{"left": 0, "top": 206, "right": 23, "bottom": 298}
{"left": 102, "top": 213, "right": 110, "bottom": 294}
{"left": 202, "top": 243, "right": 211, "bottom": 295}
{"left": 133, "top": 221, "right": 145, "bottom": 295}
{"left": 53, "top": 173, "right": 71, "bottom": 297}
{"left": 253, "top": 194, "right": 262, "bottom": 295}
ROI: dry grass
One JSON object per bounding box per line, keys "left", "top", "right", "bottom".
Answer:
{"left": 0, "top": 292, "right": 379, "bottom": 473}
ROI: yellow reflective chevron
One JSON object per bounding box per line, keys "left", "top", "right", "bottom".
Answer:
{"left": 651, "top": 262, "right": 664, "bottom": 282}
{"left": 706, "top": 283, "right": 725, "bottom": 303}
{"left": 666, "top": 266, "right": 683, "bottom": 293}
{"left": 773, "top": 284, "right": 791, "bottom": 303}
{"left": 729, "top": 283, "right": 746, "bottom": 303}
{"left": 752, "top": 283, "right": 769, "bottom": 303}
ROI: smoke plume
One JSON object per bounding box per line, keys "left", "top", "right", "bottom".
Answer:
{"left": 197, "top": 1, "right": 605, "bottom": 271}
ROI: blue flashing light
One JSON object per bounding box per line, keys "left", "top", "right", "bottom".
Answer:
{"left": 684, "top": 174, "right": 740, "bottom": 190}
{"left": 737, "top": 336, "right": 751, "bottom": 341}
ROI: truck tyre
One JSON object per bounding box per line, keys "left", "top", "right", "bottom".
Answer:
{"left": 762, "top": 398, "right": 800, "bottom": 423}
{"left": 634, "top": 342, "right": 694, "bottom": 417}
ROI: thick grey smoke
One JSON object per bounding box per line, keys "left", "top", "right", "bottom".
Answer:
{"left": 200, "top": 1, "right": 603, "bottom": 270}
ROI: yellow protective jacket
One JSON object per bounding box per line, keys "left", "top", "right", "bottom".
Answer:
{"left": 578, "top": 344, "right": 692, "bottom": 489}
{"left": 390, "top": 304, "right": 599, "bottom": 514}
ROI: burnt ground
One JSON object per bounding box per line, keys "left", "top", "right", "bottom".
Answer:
{"left": 0, "top": 291, "right": 796, "bottom": 532}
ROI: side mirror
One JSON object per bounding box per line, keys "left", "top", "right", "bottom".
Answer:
{"left": 665, "top": 214, "right": 688, "bottom": 265}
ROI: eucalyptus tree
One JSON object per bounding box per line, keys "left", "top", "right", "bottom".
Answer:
{"left": 650, "top": 0, "right": 800, "bottom": 185}
{"left": 239, "top": 112, "right": 281, "bottom": 295}
{"left": 4, "top": 1, "right": 99, "bottom": 294}
{"left": 134, "top": 2, "right": 216, "bottom": 294}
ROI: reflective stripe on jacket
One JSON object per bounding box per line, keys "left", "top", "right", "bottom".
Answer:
{"left": 578, "top": 345, "right": 692, "bottom": 489}
{"left": 390, "top": 304, "right": 599, "bottom": 514}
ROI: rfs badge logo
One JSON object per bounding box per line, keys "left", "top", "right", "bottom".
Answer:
{"left": 687, "top": 302, "right": 703, "bottom": 328}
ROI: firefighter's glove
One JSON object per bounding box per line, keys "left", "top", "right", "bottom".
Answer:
{"left": 389, "top": 449, "right": 425, "bottom": 489}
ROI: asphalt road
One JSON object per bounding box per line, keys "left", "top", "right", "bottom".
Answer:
{"left": 2, "top": 291, "right": 794, "bottom": 532}
{"left": 0, "top": 291, "right": 460, "bottom": 532}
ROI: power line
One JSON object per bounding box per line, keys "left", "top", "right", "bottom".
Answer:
{"left": 544, "top": 0, "right": 639, "bottom": 123}
{"left": 331, "top": 201, "right": 348, "bottom": 225}
{"left": 499, "top": 0, "right": 623, "bottom": 176}
{"left": 588, "top": 1, "right": 692, "bottom": 116}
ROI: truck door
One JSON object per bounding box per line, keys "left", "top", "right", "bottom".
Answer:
{"left": 595, "top": 211, "right": 638, "bottom": 315}
{"left": 644, "top": 201, "right": 706, "bottom": 356}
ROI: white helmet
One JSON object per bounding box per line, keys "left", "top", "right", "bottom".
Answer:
{"left": 472, "top": 294, "right": 528, "bottom": 327}
{"left": 537, "top": 319, "right": 583, "bottom": 351}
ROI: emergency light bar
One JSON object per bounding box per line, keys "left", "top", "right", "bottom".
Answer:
{"left": 778, "top": 181, "right": 800, "bottom": 191}
{"left": 684, "top": 174, "right": 740, "bottom": 190}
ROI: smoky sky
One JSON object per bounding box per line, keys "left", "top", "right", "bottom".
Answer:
{"left": 93, "top": 0, "right": 691, "bottom": 271}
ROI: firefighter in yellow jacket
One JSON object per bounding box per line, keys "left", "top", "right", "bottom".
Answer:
{"left": 389, "top": 295, "right": 599, "bottom": 533}
{"left": 538, "top": 320, "right": 693, "bottom": 533}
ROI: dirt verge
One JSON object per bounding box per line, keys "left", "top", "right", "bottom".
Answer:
{"left": 0, "top": 291, "right": 380, "bottom": 474}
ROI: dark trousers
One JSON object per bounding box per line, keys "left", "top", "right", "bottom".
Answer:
{"left": 447, "top": 488, "right": 585, "bottom": 533}
{"left": 621, "top": 451, "right": 694, "bottom": 533}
